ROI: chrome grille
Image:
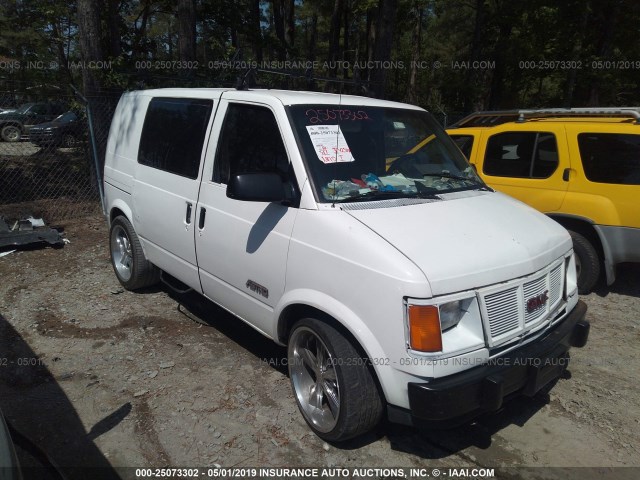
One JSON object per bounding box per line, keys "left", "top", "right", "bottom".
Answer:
{"left": 480, "top": 260, "right": 565, "bottom": 346}
{"left": 485, "top": 286, "right": 520, "bottom": 337}
{"left": 549, "top": 265, "right": 562, "bottom": 305}
{"left": 524, "top": 274, "right": 548, "bottom": 324}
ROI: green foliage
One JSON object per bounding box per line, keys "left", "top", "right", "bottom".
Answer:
{"left": 1, "top": 0, "right": 639, "bottom": 111}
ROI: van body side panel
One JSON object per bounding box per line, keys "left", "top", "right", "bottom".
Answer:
{"left": 194, "top": 99, "right": 299, "bottom": 334}
{"left": 104, "top": 93, "right": 151, "bottom": 195}
{"left": 130, "top": 95, "right": 217, "bottom": 292}
{"left": 133, "top": 170, "right": 203, "bottom": 291}
{"left": 284, "top": 209, "right": 430, "bottom": 408}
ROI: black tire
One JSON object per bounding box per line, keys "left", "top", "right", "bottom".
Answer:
{"left": 61, "top": 133, "right": 76, "bottom": 148}
{"left": 109, "top": 215, "right": 160, "bottom": 290}
{"left": 1, "top": 124, "right": 21, "bottom": 142}
{"left": 569, "top": 230, "right": 600, "bottom": 294}
{"left": 288, "top": 318, "right": 383, "bottom": 442}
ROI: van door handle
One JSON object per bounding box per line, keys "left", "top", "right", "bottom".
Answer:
{"left": 198, "top": 207, "right": 206, "bottom": 229}
{"left": 185, "top": 202, "right": 193, "bottom": 224}
{"left": 562, "top": 168, "right": 571, "bottom": 181}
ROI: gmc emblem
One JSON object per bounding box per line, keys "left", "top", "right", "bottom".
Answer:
{"left": 526, "top": 290, "right": 549, "bottom": 313}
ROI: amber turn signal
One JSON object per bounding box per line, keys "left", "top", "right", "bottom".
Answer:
{"left": 408, "top": 305, "right": 443, "bottom": 352}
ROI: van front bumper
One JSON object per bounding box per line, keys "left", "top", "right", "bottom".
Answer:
{"left": 389, "top": 300, "right": 589, "bottom": 428}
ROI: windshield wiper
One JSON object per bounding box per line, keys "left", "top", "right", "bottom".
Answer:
{"left": 421, "top": 173, "right": 492, "bottom": 191}
{"left": 414, "top": 181, "right": 441, "bottom": 198}
{"left": 333, "top": 190, "right": 415, "bottom": 203}
{"left": 421, "top": 172, "right": 475, "bottom": 182}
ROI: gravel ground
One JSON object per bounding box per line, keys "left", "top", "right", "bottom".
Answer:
{"left": 0, "top": 215, "right": 639, "bottom": 480}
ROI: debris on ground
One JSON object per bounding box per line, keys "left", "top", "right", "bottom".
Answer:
{"left": 0, "top": 214, "right": 66, "bottom": 249}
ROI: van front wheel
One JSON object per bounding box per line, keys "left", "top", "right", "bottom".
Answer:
{"left": 288, "top": 318, "right": 383, "bottom": 442}
{"left": 109, "top": 216, "right": 159, "bottom": 290}
{"left": 569, "top": 230, "right": 600, "bottom": 294}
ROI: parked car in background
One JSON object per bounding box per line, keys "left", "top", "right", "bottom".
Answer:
{"left": 0, "top": 102, "right": 67, "bottom": 142}
{"left": 29, "top": 111, "right": 83, "bottom": 148}
{"left": 447, "top": 108, "right": 640, "bottom": 293}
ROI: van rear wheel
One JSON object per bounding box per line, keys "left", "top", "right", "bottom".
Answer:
{"left": 109, "top": 216, "right": 159, "bottom": 290}
{"left": 288, "top": 318, "right": 383, "bottom": 442}
{"left": 569, "top": 230, "right": 600, "bottom": 294}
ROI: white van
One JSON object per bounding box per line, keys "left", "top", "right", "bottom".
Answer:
{"left": 104, "top": 88, "right": 590, "bottom": 441}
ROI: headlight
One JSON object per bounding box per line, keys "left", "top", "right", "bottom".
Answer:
{"left": 407, "top": 299, "right": 470, "bottom": 352}
{"left": 439, "top": 300, "right": 465, "bottom": 331}
{"left": 565, "top": 252, "right": 578, "bottom": 297}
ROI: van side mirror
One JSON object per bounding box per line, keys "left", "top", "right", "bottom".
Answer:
{"left": 226, "top": 172, "right": 287, "bottom": 202}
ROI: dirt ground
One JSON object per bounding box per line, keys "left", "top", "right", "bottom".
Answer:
{"left": 0, "top": 215, "right": 639, "bottom": 480}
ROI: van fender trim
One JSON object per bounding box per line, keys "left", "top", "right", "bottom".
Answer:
{"left": 274, "top": 289, "right": 394, "bottom": 400}
{"left": 108, "top": 199, "right": 133, "bottom": 227}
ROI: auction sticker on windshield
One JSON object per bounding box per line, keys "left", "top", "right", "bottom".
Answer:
{"left": 306, "top": 125, "right": 354, "bottom": 163}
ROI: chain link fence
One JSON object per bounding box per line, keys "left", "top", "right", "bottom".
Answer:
{"left": 0, "top": 91, "right": 120, "bottom": 224}
{"left": 0, "top": 88, "right": 470, "bottom": 225}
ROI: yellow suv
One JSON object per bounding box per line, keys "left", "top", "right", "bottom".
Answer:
{"left": 447, "top": 109, "right": 640, "bottom": 293}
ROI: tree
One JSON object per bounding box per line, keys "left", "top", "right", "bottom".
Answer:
{"left": 177, "top": 0, "right": 197, "bottom": 63}
{"left": 463, "top": 0, "right": 487, "bottom": 111}
{"left": 407, "top": 0, "right": 426, "bottom": 103}
{"left": 249, "top": 0, "right": 263, "bottom": 61}
{"left": 272, "top": 0, "right": 296, "bottom": 58}
{"left": 106, "top": 0, "right": 123, "bottom": 58}
{"left": 77, "top": 0, "right": 104, "bottom": 95}
{"left": 327, "top": 0, "right": 343, "bottom": 79}
{"left": 370, "top": 0, "right": 398, "bottom": 98}
{"left": 2, "top": 0, "right": 640, "bottom": 109}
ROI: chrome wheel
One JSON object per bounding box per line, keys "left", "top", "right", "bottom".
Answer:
{"left": 111, "top": 224, "right": 133, "bottom": 282}
{"left": 289, "top": 326, "right": 340, "bottom": 433}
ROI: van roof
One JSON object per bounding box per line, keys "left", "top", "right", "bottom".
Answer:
{"left": 124, "top": 88, "right": 423, "bottom": 110}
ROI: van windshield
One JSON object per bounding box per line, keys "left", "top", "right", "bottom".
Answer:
{"left": 287, "top": 105, "right": 485, "bottom": 202}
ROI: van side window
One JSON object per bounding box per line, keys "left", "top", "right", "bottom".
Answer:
{"left": 213, "top": 104, "right": 290, "bottom": 184}
{"left": 484, "top": 132, "right": 558, "bottom": 178}
{"left": 138, "top": 97, "right": 213, "bottom": 179}
{"left": 578, "top": 133, "right": 640, "bottom": 185}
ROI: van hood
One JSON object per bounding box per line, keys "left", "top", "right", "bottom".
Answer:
{"left": 343, "top": 191, "right": 572, "bottom": 296}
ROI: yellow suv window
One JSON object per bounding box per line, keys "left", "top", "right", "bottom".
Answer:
{"left": 484, "top": 132, "right": 559, "bottom": 179}
{"left": 577, "top": 133, "right": 640, "bottom": 185}
{"left": 452, "top": 135, "right": 474, "bottom": 159}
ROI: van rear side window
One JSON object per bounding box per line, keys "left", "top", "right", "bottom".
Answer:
{"left": 138, "top": 97, "right": 213, "bottom": 179}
